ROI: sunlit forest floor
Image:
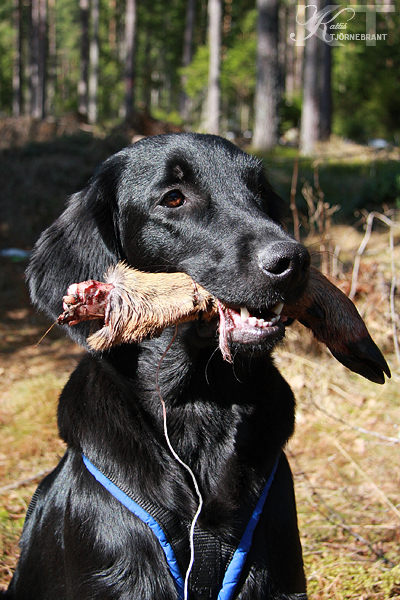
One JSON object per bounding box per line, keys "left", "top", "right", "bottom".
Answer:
{"left": 278, "top": 223, "right": 400, "bottom": 599}
{"left": 0, "top": 127, "right": 399, "bottom": 597}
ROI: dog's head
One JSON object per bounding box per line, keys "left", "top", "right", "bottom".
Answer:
{"left": 27, "top": 133, "right": 310, "bottom": 353}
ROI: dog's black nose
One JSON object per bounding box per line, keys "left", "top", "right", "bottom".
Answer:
{"left": 258, "top": 241, "right": 310, "bottom": 291}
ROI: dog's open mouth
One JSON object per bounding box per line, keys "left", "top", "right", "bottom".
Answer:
{"left": 216, "top": 300, "right": 287, "bottom": 362}
{"left": 59, "top": 264, "right": 288, "bottom": 360}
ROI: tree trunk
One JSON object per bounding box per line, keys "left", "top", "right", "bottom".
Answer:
{"left": 30, "top": 0, "right": 40, "bottom": 117}
{"left": 206, "top": 0, "right": 221, "bottom": 135}
{"left": 46, "top": 0, "right": 56, "bottom": 115}
{"left": 293, "top": 0, "right": 304, "bottom": 99}
{"left": 124, "top": 0, "right": 136, "bottom": 119}
{"left": 29, "top": 0, "right": 46, "bottom": 118}
{"left": 253, "top": 0, "right": 280, "bottom": 150}
{"left": 300, "top": 2, "right": 320, "bottom": 155}
{"left": 38, "top": 0, "right": 46, "bottom": 116}
{"left": 78, "top": 0, "right": 90, "bottom": 119}
{"left": 319, "top": 0, "right": 331, "bottom": 141}
{"left": 12, "top": 0, "right": 23, "bottom": 117}
{"left": 278, "top": 2, "right": 287, "bottom": 98}
{"left": 179, "top": 0, "right": 196, "bottom": 121}
{"left": 88, "top": 0, "right": 99, "bottom": 124}
{"left": 108, "top": 0, "right": 117, "bottom": 52}
{"left": 285, "top": 0, "right": 296, "bottom": 102}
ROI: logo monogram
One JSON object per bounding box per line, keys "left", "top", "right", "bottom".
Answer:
{"left": 291, "top": 4, "right": 395, "bottom": 47}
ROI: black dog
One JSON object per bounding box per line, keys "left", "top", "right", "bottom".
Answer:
{"left": 6, "top": 133, "right": 366, "bottom": 599}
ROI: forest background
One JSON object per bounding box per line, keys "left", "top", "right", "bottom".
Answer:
{"left": 0, "top": 0, "right": 400, "bottom": 598}
{"left": 0, "top": 0, "right": 400, "bottom": 149}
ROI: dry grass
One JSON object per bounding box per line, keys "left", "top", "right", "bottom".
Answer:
{"left": 279, "top": 215, "right": 400, "bottom": 599}
{"left": 0, "top": 217, "right": 399, "bottom": 597}
{"left": 0, "top": 257, "right": 83, "bottom": 586}
{"left": 312, "top": 135, "right": 400, "bottom": 164}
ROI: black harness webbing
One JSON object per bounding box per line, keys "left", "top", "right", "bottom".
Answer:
{"left": 82, "top": 454, "right": 280, "bottom": 600}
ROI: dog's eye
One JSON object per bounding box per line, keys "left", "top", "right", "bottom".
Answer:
{"left": 161, "top": 190, "right": 186, "bottom": 208}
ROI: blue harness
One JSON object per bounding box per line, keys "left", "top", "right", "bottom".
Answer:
{"left": 83, "top": 454, "right": 280, "bottom": 600}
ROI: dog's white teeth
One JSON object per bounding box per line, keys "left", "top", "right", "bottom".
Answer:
{"left": 239, "top": 306, "right": 282, "bottom": 328}
{"left": 271, "top": 302, "right": 284, "bottom": 316}
{"left": 240, "top": 307, "right": 250, "bottom": 321}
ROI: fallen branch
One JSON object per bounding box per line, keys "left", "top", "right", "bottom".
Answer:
{"left": 349, "top": 211, "right": 400, "bottom": 369}
{"left": 0, "top": 469, "right": 52, "bottom": 494}
{"left": 312, "top": 393, "right": 400, "bottom": 444}
{"left": 288, "top": 450, "right": 396, "bottom": 567}
{"left": 334, "top": 440, "right": 400, "bottom": 521}
{"left": 279, "top": 351, "right": 398, "bottom": 444}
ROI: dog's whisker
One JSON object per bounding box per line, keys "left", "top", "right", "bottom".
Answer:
{"left": 204, "top": 346, "right": 220, "bottom": 386}
{"left": 231, "top": 356, "right": 243, "bottom": 384}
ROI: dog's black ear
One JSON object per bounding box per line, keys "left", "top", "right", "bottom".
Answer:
{"left": 26, "top": 152, "right": 128, "bottom": 346}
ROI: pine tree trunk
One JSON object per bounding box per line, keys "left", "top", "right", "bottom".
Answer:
{"left": 179, "top": 0, "right": 196, "bottom": 121}
{"left": 88, "top": 0, "right": 99, "bottom": 124}
{"left": 29, "top": 0, "right": 46, "bottom": 118}
{"left": 12, "top": 0, "right": 23, "bottom": 117}
{"left": 293, "top": 1, "right": 304, "bottom": 99}
{"left": 253, "top": 0, "right": 280, "bottom": 150}
{"left": 38, "top": 0, "right": 46, "bottom": 116}
{"left": 46, "top": 0, "right": 56, "bottom": 115}
{"left": 108, "top": 0, "right": 117, "bottom": 52}
{"left": 206, "top": 0, "right": 221, "bottom": 135}
{"left": 78, "top": 0, "right": 90, "bottom": 119}
{"left": 278, "top": 2, "right": 287, "bottom": 97}
{"left": 320, "top": 0, "right": 331, "bottom": 140}
{"left": 29, "top": 0, "right": 40, "bottom": 117}
{"left": 285, "top": 0, "right": 296, "bottom": 102}
{"left": 300, "top": 2, "right": 320, "bottom": 155}
{"left": 124, "top": 0, "right": 136, "bottom": 119}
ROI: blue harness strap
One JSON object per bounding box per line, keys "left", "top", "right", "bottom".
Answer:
{"left": 217, "top": 456, "right": 279, "bottom": 600}
{"left": 82, "top": 453, "right": 280, "bottom": 600}
{"left": 82, "top": 455, "right": 185, "bottom": 597}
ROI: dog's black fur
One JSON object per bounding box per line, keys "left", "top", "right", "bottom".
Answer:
{"left": 7, "top": 133, "right": 312, "bottom": 599}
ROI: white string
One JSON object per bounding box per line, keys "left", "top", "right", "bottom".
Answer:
{"left": 160, "top": 398, "right": 203, "bottom": 600}
{"left": 156, "top": 326, "right": 203, "bottom": 600}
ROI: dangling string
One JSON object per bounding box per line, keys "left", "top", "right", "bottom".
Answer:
{"left": 155, "top": 325, "right": 203, "bottom": 600}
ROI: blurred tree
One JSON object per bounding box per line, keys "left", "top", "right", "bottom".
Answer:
{"left": 29, "top": 0, "right": 47, "bottom": 118}
{"left": 206, "top": 0, "right": 221, "bottom": 134}
{"left": 12, "top": 0, "right": 23, "bottom": 116}
{"left": 124, "top": 0, "right": 136, "bottom": 118}
{"left": 78, "top": 0, "right": 90, "bottom": 119}
{"left": 332, "top": 1, "right": 400, "bottom": 142}
{"left": 222, "top": 9, "right": 256, "bottom": 133}
{"left": 253, "top": 0, "right": 279, "bottom": 150}
{"left": 46, "top": 0, "right": 56, "bottom": 114}
{"left": 182, "top": 6, "right": 256, "bottom": 133}
{"left": 284, "top": 0, "right": 304, "bottom": 108}
{"left": 0, "top": 0, "right": 398, "bottom": 147}
{"left": 300, "top": 2, "right": 320, "bottom": 155}
{"left": 319, "top": 0, "right": 331, "bottom": 140}
{"left": 179, "top": 0, "right": 196, "bottom": 121}
{"left": 88, "top": 0, "right": 99, "bottom": 124}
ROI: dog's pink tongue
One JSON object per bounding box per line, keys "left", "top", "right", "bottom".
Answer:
{"left": 217, "top": 301, "right": 233, "bottom": 363}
